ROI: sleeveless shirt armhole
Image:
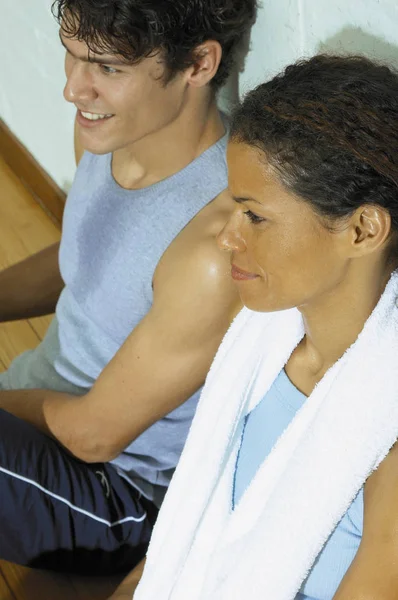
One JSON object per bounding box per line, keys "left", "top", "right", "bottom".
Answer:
{"left": 345, "top": 489, "right": 364, "bottom": 537}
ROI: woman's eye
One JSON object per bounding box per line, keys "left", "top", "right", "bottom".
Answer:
{"left": 100, "top": 64, "right": 118, "bottom": 75}
{"left": 244, "top": 210, "right": 265, "bottom": 224}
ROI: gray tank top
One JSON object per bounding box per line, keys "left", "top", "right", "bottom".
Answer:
{"left": 0, "top": 129, "right": 229, "bottom": 507}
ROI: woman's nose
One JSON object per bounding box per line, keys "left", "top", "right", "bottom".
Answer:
{"left": 217, "top": 213, "right": 247, "bottom": 253}
{"left": 63, "top": 61, "right": 97, "bottom": 105}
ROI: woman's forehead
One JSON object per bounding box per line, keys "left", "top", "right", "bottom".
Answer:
{"left": 227, "top": 141, "right": 325, "bottom": 225}
{"left": 227, "top": 143, "right": 283, "bottom": 200}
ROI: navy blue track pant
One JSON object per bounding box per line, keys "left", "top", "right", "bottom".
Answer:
{"left": 0, "top": 409, "right": 158, "bottom": 575}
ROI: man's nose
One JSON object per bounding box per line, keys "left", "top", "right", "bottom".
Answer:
{"left": 63, "top": 61, "right": 97, "bottom": 105}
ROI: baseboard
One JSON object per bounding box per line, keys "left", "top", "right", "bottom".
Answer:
{"left": 0, "top": 119, "right": 65, "bottom": 226}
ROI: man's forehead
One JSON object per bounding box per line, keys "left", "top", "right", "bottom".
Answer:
{"left": 59, "top": 29, "right": 131, "bottom": 66}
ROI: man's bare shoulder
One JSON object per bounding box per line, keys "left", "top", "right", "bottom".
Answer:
{"left": 155, "top": 188, "right": 235, "bottom": 279}
{"left": 153, "top": 189, "right": 242, "bottom": 322}
{"left": 186, "top": 188, "right": 237, "bottom": 237}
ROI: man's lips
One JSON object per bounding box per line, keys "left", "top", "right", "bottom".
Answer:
{"left": 75, "top": 109, "right": 115, "bottom": 128}
{"left": 231, "top": 264, "right": 259, "bottom": 281}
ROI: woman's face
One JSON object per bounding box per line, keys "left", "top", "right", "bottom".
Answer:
{"left": 217, "top": 142, "right": 350, "bottom": 313}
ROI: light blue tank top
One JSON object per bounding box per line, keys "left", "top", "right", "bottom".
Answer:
{"left": 234, "top": 369, "right": 363, "bottom": 599}
{"left": 0, "top": 128, "right": 229, "bottom": 507}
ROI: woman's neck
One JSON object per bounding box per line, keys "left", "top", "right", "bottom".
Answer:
{"left": 286, "top": 261, "right": 392, "bottom": 395}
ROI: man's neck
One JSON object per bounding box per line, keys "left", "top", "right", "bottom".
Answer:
{"left": 112, "top": 93, "right": 226, "bottom": 190}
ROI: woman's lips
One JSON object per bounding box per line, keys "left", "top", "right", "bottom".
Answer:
{"left": 231, "top": 264, "right": 259, "bottom": 281}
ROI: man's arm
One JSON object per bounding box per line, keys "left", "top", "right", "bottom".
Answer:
{"left": 0, "top": 242, "right": 63, "bottom": 322}
{"left": 0, "top": 116, "right": 83, "bottom": 324}
{"left": 0, "top": 118, "right": 84, "bottom": 325}
{"left": 333, "top": 444, "right": 398, "bottom": 599}
{"left": 0, "top": 195, "right": 241, "bottom": 462}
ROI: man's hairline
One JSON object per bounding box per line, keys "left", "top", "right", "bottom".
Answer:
{"left": 59, "top": 28, "right": 221, "bottom": 91}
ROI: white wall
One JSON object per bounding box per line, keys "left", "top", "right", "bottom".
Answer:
{"left": 2, "top": 1, "right": 398, "bottom": 190}
{"left": 1, "top": 0, "right": 76, "bottom": 190}
{"left": 240, "top": 0, "right": 398, "bottom": 94}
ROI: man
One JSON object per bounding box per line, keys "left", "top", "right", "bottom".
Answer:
{"left": 0, "top": 0, "right": 256, "bottom": 577}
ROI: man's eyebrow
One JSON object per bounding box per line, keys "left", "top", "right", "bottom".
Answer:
{"left": 58, "top": 31, "right": 129, "bottom": 66}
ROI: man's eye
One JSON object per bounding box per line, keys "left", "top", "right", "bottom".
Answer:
{"left": 244, "top": 210, "right": 265, "bottom": 224}
{"left": 100, "top": 65, "right": 118, "bottom": 75}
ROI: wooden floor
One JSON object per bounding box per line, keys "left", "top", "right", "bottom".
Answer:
{"left": 0, "top": 157, "right": 121, "bottom": 599}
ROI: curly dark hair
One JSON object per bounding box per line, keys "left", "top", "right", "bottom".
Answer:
{"left": 51, "top": 0, "right": 257, "bottom": 89}
{"left": 231, "top": 55, "right": 398, "bottom": 255}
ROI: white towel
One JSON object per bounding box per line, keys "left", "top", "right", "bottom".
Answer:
{"left": 135, "top": 271, "right": 398, "bottom": 600}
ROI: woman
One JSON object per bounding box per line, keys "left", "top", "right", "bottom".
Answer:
{"left": 130, "top": 55, "right": 398, "bottom": 599}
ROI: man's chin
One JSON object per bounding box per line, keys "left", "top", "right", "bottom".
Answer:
{"left": 82, "top": 145, "right": 114, "bottom": 156}
{"left": 77, "top": 124, "right": 119, "bottom": 156}
{"left": 79, "top": 135, "right": 116, "bottom": 156}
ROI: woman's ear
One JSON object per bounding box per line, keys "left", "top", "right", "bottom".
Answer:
{"left": 184, "top": 41, "right": 223, "bottom": 88}
{"left": 348, "top": 205, "right": 391, "bottom": 256}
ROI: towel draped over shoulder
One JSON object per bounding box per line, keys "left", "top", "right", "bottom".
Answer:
{"left": 135, "top": 271, "right": 398, "bottom": 600}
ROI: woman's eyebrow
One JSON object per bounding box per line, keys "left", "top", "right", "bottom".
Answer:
{"left": 231, "top": 195, "right": 262, "bottom": 205}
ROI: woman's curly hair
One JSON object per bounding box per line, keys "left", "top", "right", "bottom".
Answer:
{"left": 52, "top": 0, "right": 257, "bottom": 88}
{"left": 231, "top": 55, "right": 398, "bottom": 253}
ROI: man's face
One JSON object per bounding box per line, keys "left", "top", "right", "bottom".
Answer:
{"left": 60, "top": 30, "right": 190, "bottom": 155}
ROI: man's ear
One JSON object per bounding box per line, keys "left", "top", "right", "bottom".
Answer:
{"left": 185, "top": 41, "right": 223, "bottom": 88}
{"left": 348, "top": 205, "right": 391, "bottom": 256}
